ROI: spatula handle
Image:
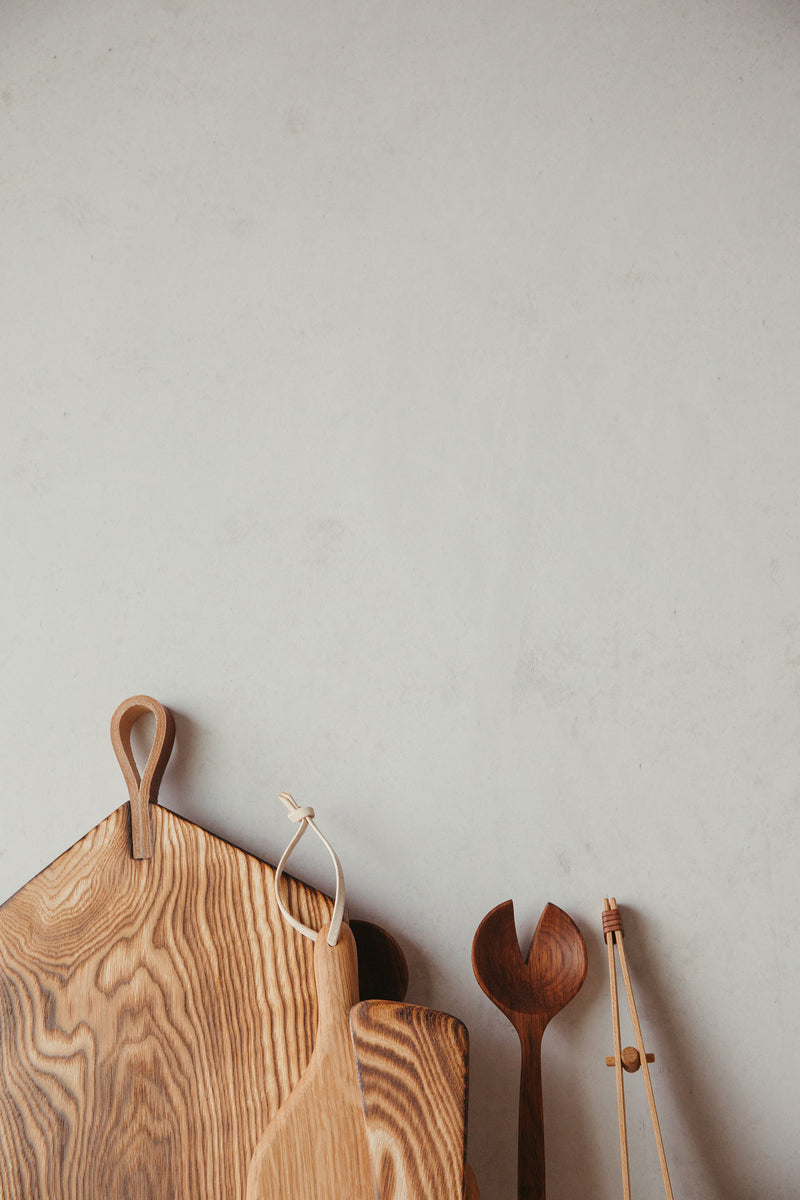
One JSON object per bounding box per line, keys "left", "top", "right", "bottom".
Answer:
{"left": 517, "top": 1023, "right": 546, "bottom": 1200}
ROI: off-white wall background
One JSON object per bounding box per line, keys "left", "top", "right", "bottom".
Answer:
{"left": 2, "top": 1, "right": 799, "bottom": 1196}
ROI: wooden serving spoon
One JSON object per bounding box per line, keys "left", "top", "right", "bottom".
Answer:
{"left": 471, "top": 900, "right": 587, "bottom": 1200}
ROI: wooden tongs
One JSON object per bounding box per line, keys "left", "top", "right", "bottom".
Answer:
{"left": 602, "top": 898, "right": 674, "bottom": 1200}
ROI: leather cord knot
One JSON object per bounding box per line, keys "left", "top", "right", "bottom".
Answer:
{"left": 274, "top": 792, "right": 345, "bottom": 946}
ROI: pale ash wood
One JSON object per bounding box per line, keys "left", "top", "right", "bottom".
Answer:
{"left": 603, "top": 896, "right": 631, "bottom": 1200}
{"left": 350, "top": 1000, "right": 473, "bottom": 1200}
{"left": 110, "top": 695, "right": 176, "bottom": 859}
{"left": 245, "top": 922, "right": 374, "bottom": 1200}
{"left": 0, "top": 803, "right": 333, "bottom": 1200}
{"left": 472, "top": 901, "right": 587, "bottom": 1200}
{"left": 606, "top": 898, "right": 675, "bottom": 1200}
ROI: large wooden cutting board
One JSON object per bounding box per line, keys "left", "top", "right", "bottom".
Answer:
{"left": 0, "top": 800, "right": 334, "bottom": 1199}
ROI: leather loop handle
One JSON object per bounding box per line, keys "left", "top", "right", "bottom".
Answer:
{"left": 110, "top": 695, "right": 176, "bottom": 860}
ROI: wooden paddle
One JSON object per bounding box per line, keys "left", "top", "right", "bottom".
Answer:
{"left": 472, "top": 900, "right": 587, "bottom": 1200}
{"left": 245, "top": 920, "right": 375, "bottom": 1200}
{"left": 350, "top": 999, "right": 474, "bottom": 1200}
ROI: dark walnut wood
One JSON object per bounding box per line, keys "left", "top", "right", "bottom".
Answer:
{"left": 0, "top": 803, "right": 335, "bottom": 1200}
{"left": 350, "top": 920, "right": 409, "bottom": 1003}
{"left": 472, "top": 900, "right": 587, "bottom": 1200}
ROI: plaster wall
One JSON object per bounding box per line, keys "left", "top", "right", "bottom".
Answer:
{"left": 2, "top": 2, "right": 799, "bottom": 1196}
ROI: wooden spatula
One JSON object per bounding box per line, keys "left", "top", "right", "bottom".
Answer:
{"left": 350, "top": 999, "right": 474, "bottom": 1200}
{"left": 245, "top": 920, "right": 375, "bottom": 1200}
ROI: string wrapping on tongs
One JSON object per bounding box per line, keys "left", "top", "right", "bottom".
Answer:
{"left": 274, "top": 792, "right": 346, "bottom": 946}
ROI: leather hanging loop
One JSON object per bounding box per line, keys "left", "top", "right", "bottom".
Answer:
{"left": 110, "top": 695, "right": 176, "bottom": 859}
{"left": 274, "top": 792, "right": 347, "bottom": 946}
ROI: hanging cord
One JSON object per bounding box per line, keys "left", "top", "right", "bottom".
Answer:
{"left": 274, "top": 792, "right": 346, "bottom": 947}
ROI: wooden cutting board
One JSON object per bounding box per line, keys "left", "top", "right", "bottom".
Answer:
{"left": 350, "top": 1000, "right": 474, "bottom": 1200}
{"left": 0, "top": 696, "right": 391, "bottom": 1200}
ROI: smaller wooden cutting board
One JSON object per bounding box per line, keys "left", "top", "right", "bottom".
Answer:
{"left": 351, "top": 999, "right": 473, "bottom": 1200}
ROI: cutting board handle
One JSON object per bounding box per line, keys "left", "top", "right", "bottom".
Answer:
{"left": 110, "top": 695, "right": 176, "bottom": 860}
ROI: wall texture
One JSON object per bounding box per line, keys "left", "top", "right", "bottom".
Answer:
{"left": 2, "top": 1, "right": 799, "bottom": 1197}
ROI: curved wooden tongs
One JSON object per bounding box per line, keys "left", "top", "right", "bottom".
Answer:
{"left": 472, "top": 901, "right": 587, "bottom": 1200}
{"left": 603, "top": 898, "right": 674, "bottom": 1200}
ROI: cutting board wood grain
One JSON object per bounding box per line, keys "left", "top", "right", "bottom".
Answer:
{"left": 245, "top": 922, "right": 375, "bottom": 1200}
{"left": 0, "top": 800, "right": 335, "bottom": 1200}
{"left": 351, "top": 999, "right": 474, "bottom": 1200}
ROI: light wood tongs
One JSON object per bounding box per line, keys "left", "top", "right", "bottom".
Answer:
{"left": 602, "top": 898, "right": 674, "bottom": 1200}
